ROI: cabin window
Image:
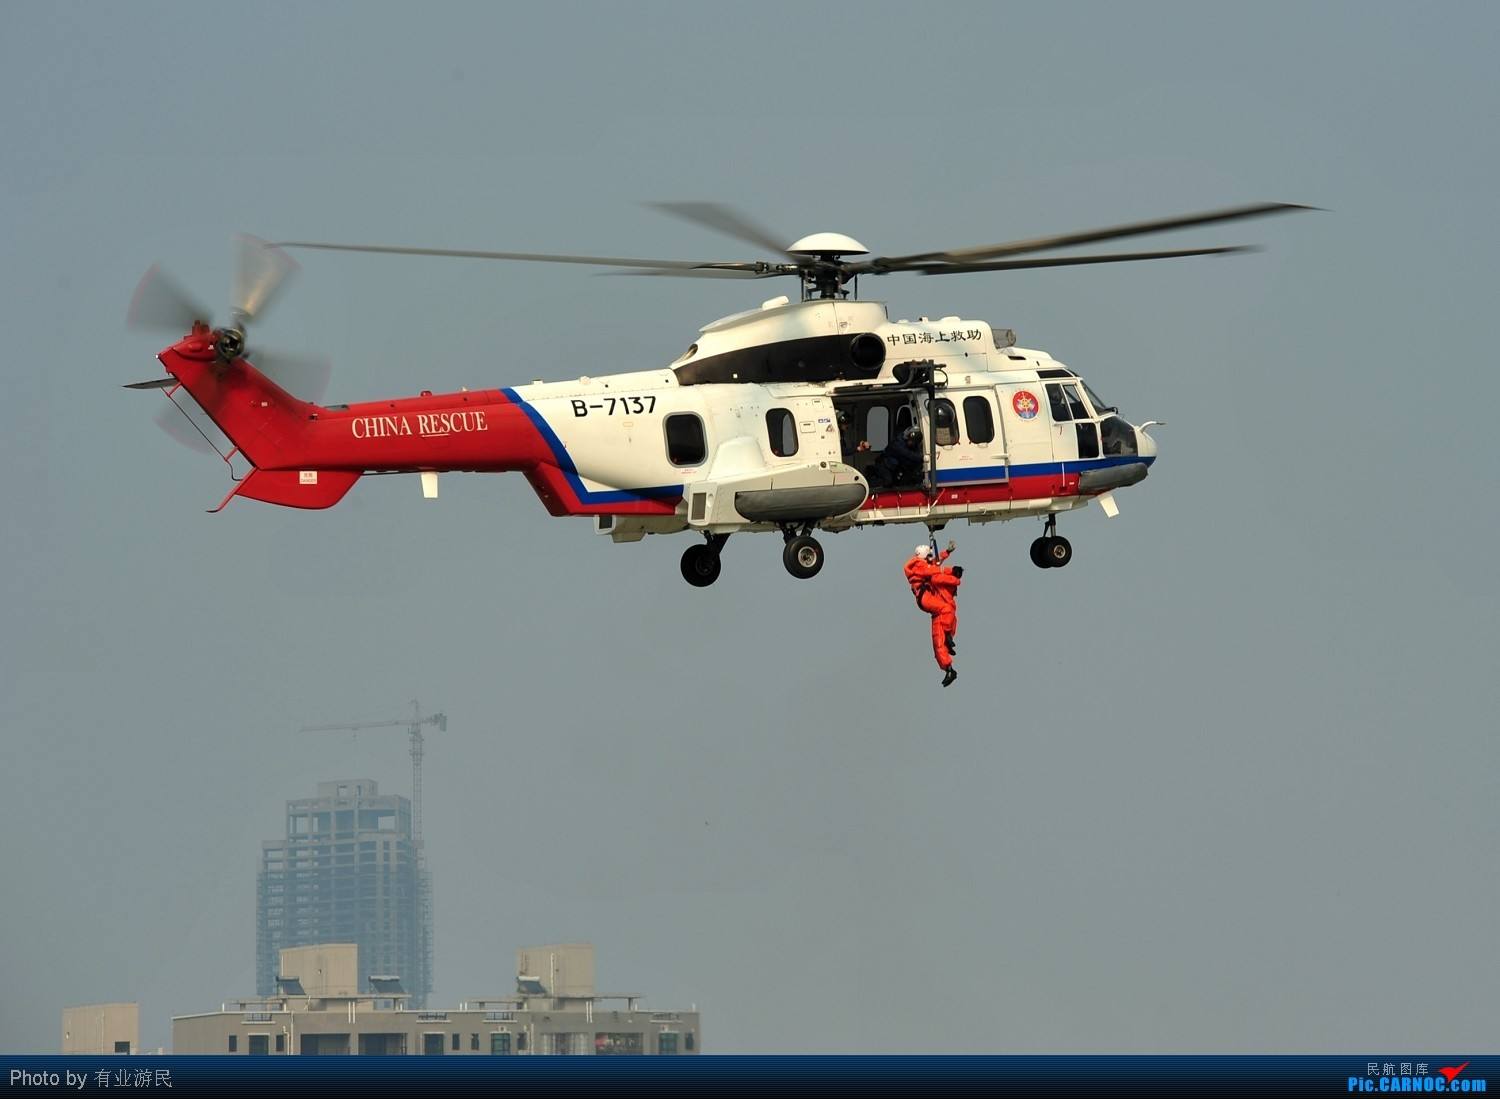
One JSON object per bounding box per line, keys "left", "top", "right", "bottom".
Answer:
{"left": 932, "top": 399, "right": 959, "bottom": 446}
{"left": 1046, "top": 383, "right": 1071, "bottom": 422}
{"left": 766, "top": 408, "right": 798, "bottom": 457}
{"left": 864, "top": 406, "right": 890, "bottom": 451}
{"left": 664, "top": 414, "right": 706, "bottom": 466}
{"left": 962, "top": 396, "right": 995, "bottom": 445}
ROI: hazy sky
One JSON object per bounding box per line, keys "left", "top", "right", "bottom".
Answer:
{"left": 3, "top": 1, "right": 1497, "bottom": 1054}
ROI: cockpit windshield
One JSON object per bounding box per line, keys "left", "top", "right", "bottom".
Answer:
{"left": 1081, "top": 379, "right": 1115, "bottom": 415}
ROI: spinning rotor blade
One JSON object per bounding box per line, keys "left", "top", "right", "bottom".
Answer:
{"left": 645, "top": 201, "right": 797, "bottom": 260}
{"left": 127, "top": 264, "right": 213, "bottom": 332}
{"left": 274, "top": 239, "right": 764, "bottom": 273}
{"left": 273, "top": 200, "right": 1310, "bottom": 298}
{"left": 904, "top": 245, "right": 1256, "bottom": 275}
{"left": 863, "top": 202, "right": 1311, "bottom": 269}
{"left": 247, "top": 347, "right": 333, "bottom": 403}
{"left": 232, "top": 234, "right": 298, "bottom": 323}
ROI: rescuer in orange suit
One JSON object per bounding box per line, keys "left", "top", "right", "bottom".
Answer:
{"left": 905, "top": 540, "right": 963, "bottom": 687}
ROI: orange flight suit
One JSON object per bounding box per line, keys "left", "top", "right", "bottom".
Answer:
{"left": 905, "top": 550, "right": 961, "bottom": 670}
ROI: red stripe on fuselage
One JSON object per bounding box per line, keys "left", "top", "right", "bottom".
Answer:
{"left": 864, "top": 471, "right": 1079, "bottom": 510}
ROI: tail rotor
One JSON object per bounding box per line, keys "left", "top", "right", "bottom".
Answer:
{"left": 128, "top": 236, "right": 331, "bottom": 452}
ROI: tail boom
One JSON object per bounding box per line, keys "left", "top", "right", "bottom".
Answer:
{"left": 156, "top": 328, "right": 611, "bottom": 513}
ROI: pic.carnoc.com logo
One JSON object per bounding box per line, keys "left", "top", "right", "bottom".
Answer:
{"left": 1350, "top": 1062, "right": 1487, "bottom": 1092}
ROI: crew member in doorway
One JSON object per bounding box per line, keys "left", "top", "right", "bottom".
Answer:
{"left": 836, "top": 408, "right": 867, "bottom": 457}
{"left": 877, "top": 426, "right": 925, "bottom": 488}
{"left": 905, "top": 540, "right": 964, "bottom": 687}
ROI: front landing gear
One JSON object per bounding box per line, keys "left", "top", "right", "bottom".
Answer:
{"left": 782, "top": 530, "right": 824, "bottom": 580}
{"left": 681, "top": 533, "right": 728, "bottom": 587}
{"left": 1030, "top": 515, "right": 1073, "bottom": 569}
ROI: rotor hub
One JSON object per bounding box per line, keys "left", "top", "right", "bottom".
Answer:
{"left": 786, "top": 232, "right": 868, "bottom": 257}
{"left": 215, "top": 327, "right": 246, "bottom": 361}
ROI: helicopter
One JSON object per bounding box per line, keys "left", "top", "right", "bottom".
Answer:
{"left": 126, "top": 202, "right": 1308, "bottom": 585}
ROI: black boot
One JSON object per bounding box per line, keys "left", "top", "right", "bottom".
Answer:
{"left": 941, "top": 666, "right": 958, "bottom": 688}
{"left": 945, "top": 633, "right": 956, "bottom": 655}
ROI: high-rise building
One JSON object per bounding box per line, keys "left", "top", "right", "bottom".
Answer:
{"left": 256, "top": 780, "right": 432, "bottom": 1007}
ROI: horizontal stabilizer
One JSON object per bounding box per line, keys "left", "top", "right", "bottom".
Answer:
{"left": 123, "top": 377, "right": 178, "bottom": 390}
{"left": 232, "top": 469, "right": 361, "bottom": 510}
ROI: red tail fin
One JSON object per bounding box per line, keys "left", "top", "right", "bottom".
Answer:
{"left": 161, "top": 326, "right": 361, "bottom": 511}
{"left": 159, "top": 328, "right": 311, "bottom": 469}
{"left": 232, "top": 469, "right": 361, "bottom": 509}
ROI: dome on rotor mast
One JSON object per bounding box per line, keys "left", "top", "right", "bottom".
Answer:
{"left": 786, "top": 232, "right": 868, "bottom": 257}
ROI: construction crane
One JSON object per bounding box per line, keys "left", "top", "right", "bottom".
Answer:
{"left": 300, "top": 700, "right": 447, "bottom": 844}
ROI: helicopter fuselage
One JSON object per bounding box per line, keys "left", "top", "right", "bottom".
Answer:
{"left": 155, "top": 297, "right": 1156, "bottom": 576}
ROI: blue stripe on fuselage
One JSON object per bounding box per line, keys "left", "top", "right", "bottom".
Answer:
{"left": 934, "top": 454, "right": 1155, "bottom": 485}
{"left": 501, "top": 387, "right": 682, "bottom": 504}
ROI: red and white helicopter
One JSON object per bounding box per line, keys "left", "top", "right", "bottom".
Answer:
{"left": 128, "top": 202, "right": 1305, "bottom": 585}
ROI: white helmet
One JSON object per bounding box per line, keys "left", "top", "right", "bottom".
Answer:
{"left": 914, "top": 545, "right": 933, "bottom": 559}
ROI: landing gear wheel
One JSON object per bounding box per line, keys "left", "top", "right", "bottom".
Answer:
{"left": 1029, "top": 537, "right": 1051, "bottom": 569}
{"left": 782, "top": 535, "right": 824, "bottom": 580}
{"left": 680, "top": 544, "right": 722, "bottom": 587}
{"left": 1044, "top": 535, "right": 1072, "bottom": 568}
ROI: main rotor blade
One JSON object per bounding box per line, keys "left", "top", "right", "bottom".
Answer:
{"left": 867, "top": 202, "right": 1312, "bottom": 268}
{"left": 247, "top": 347, "right": 332, "bottom": 403}
{"left": 127, "top": 264, "right": 213, "bottom": 333}
{"left": 898, "top": 245, "right": 1256, "bottom": 275}
{"left": 645, "top": 201, "right": 797, "bottom": 259}
{"left": 274, "top": 239, "right": 764, "bottom": 272}
{"left": 606, "top": 266, "right": 794, "bottom": 280}
{"left": 232, "top": 234, "right": 299, "bottom": 323}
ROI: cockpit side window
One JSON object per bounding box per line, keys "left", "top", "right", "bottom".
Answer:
{"left": 1046, "top": 383, "right": 1071, "bottom": 422}
{"left": 1062, "top": 383, "right": 1089, "bottom": 420}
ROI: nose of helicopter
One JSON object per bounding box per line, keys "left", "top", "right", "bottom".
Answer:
{"left": 1137, "top": 426, "right": 1158, "bottom": 464}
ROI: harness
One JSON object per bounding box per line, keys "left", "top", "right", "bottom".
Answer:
{"left": 911, "top": 553, "right": 937, "bottom": 609}
{"left": 910, "top": 539, "right": 944, "bottom": 610}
